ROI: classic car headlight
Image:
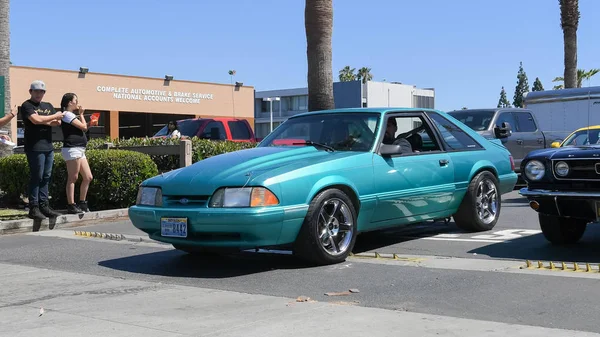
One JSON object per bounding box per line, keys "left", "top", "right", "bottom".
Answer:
{"left": 555, "top": 161, "right": 570, "bottom": 177}
{"left": 136, "top": 186, "right": 163, "bottom": 206}
{"left": 524, "top": 160, "right": 545, "bottom": 181}
{"left": 209, "top": 187, "right": 279, "bottom": 208}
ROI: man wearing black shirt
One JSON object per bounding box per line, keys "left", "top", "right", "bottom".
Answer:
{"left": 21, "top": 80, "right": 65, "bottom": 220}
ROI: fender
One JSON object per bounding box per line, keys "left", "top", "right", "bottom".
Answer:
{"left": 306, "top": 175, "right": 361, "bottom": 205}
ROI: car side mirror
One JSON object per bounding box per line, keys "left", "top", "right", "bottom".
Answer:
{"left": 551, "top": 141, "right": 561, "bottom": 148}
{"left": 380, "top": 144, "right": 404, "bottom": 156}
{"left": 494, "top": 122, "right": 512, "bottom": 139}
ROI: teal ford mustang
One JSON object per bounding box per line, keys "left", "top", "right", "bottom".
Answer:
{"left": 129, "top": 108, "right": 517, "bottom": 265}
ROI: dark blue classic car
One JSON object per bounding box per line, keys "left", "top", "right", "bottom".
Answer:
{"left": 520, "top": 145, "right": 600, "bottom": 244}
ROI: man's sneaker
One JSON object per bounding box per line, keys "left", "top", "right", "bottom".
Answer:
{"left": 78, "top": 201, "right": 90, "bottom": 213}
{"left": 28, "top": 206, "right": 46, "bottom": 220}
{"left": 67, "top": 203, "right": 84, "bottom": 214}
{"left": 39, "top": 203, "right": 61, "bottom": 218}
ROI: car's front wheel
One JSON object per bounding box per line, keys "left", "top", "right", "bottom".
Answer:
{"left": 294, "top": 188, "right": 358, "bottom": 265}
{"left": 453, "top": 171, "right": 501, "bottom": 232}
{"left": 538, "top": 213, "right": 587, "bottom": 244}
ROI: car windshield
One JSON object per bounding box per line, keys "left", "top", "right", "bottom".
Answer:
{"left": 258, "top": 112, "right": 380, "bottom": 152}
{"left": 447, "top": 110, "right": 495, "bottom": 131}
{"left": 562, "top": 129, "right": 600, "bottom": 146}
{"left": 154, "top": 120, "right": 204, "bottom": 137}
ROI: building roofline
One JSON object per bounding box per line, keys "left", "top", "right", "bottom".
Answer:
{"left": 10, "top": 65, "right": 254, "bottom": 89}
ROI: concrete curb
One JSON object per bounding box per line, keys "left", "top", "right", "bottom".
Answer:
{"left": 0, "top": 208, "right": 129, "bottom": 235}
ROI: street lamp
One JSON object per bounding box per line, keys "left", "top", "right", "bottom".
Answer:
{"left": 262, "top": 97, "right": 281, "bottom": 132}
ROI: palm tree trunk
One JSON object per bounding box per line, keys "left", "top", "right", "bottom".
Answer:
{"left": 305, "top": 0, "right": 334, "bottom": 112}
{"left": 560, "top": 0, "right": 579, "bottom": 89}
{"left": 0, "top": 0, "right": 11, "bottom": 158}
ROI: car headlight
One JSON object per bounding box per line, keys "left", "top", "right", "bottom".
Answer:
{"left": 555, "top": 161, "right": 570, "bottom": 177}
{"left": 524, "top": 160, "right": 545, "bottom": 181}
{"left": 209, "top": 187, "right": 279, "bottom": 208}
{"left": 136, "top": 186, "right": 163, "bottom": 206}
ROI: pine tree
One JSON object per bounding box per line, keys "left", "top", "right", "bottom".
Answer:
{"left": 513, "top": 62, "right": 530, "bottom": 108}
{"left": 497, "top": 87, "right": 511, "bottom": 108}
{"left": 532, "top": 77, "right": 544, "bottom": 91}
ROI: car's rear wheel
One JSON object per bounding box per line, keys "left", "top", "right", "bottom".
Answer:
{"left": 453, "top": 171, "right": 501, "bottom": 232}
{"left": 294, "top": 188, "right": 358, "bottom": 265}
{"left": 538, "top": 214, "right": 587, "bottom": 244}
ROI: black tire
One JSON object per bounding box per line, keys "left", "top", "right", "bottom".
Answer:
{"left": 453, "top": 171, "right": 501, "bottom": 232}
{"left": 538, "top": 213, "right": 587, "bottom": 244}
{"left": 294, "top": 188, "right": 358, "bottom": 265}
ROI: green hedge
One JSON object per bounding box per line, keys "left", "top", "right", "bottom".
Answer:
{"left": 53, "top": 137, "right": 258, "bottom": 172}
{"left": 0, "top": 150, "right": 158, "bottom": 211}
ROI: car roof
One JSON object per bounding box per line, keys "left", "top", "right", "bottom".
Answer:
{"left": 291, "top": 107, "right": 441, "bottom": 118}
{"left": 573, "top": 125, "right": 600, "bottom": 132}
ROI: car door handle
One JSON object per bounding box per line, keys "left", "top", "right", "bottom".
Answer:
{"left": 516, "top": 139, "right": 523, "bottom": 145}
{"left": 439, "top": 159, "right": 449, "bottom": 167}
{"left": 537, "top": 138, "right": 543, "bottom": 144}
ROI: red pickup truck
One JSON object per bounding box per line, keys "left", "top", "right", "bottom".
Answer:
{"left": 153, "top": 117, "right": 256, "bottom": 143}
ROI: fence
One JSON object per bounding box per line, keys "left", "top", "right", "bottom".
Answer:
{"left": 13, "top": 139, "right": 193, "bottom": 168}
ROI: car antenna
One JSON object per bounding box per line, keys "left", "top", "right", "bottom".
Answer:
{"left": 242, "top": 171, "right": 253, "bottom": 188}
{"left": 587, "top": 90, "right": 591, "bottom": 144}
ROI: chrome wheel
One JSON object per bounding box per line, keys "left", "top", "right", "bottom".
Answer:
{"left": 317, "top": 198, "right": 354, "bottom": 256}
{"left": 475, "top": 178, "right": 499, "bottom": 225}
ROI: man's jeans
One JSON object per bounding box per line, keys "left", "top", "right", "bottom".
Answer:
{"left": 26, "top": 151, "right": 54, "bottom": 207}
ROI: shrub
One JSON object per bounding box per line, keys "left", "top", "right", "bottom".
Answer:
{"left": 55, "top": 137, "right": 257, "bottom": 172}
{"left": 0, "top": 150, "right": 158, "bottom": 211}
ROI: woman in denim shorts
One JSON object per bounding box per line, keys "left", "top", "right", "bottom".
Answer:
{"left": 60, "top": 93, "right": 93, "bottom": 214}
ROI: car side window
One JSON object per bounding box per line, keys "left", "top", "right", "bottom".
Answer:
{"left": 202, "top": 121, "right": 226, "bottom": 140}
{"left": 514, "top": 112, "right": 537, "bottom": 132}
{"left": 228, "top": 121, "right": 251, "bottom": 140}
{"left": 384, "top": 115, "right": 442, "bottom": 152}
{"left": 495, "top": 112, "right": 517, "bottom": 129}
{"left": 428, "top": 112, "right": 483, "bottom": 151}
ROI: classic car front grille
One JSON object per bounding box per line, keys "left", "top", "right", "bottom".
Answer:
{"left": 528, "top": 181, "right": 600, "bottom": 191}
{"left": 164, "top": 195, "right": 210, "bottom": 207}
{"left": 552, "top": 159, "right": 600, "bottom": 180}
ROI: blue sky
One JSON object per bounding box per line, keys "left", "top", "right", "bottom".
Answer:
{"left": 10, "top": 0, "right": 600, "bottom": 112}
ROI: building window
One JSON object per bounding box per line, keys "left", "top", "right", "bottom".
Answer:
{"left": 413, "top": 95, "right": 434, "bottom": 109}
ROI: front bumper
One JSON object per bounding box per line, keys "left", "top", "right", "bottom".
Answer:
{"left": 519, "top": 188, "right": 600, "bottom": 220}
{"left": 128, "top": 204, "right": 308, "bottom": 250}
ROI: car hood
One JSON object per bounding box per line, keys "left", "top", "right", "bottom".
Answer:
{"left": 529, "top": 145, "right": 600, "bottom": 160}
{"left": 144, "top": 146, "right": 362, "bottom": 195}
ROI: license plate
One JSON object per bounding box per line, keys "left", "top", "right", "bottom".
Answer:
{"left": 161, "top": 217, "right": 188, "bottom": 238}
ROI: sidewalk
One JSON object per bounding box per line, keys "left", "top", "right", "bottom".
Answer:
{"left": 0, "top": 262, "right": 597, "bottom": 337}
{"left": 0, "top": 208, "right": 129, "bottom": 235}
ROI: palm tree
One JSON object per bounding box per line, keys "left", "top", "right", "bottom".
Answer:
{"left": 0, "top": 0, "right": 11, "bottom": 158}
{"left": 552, "top": 68, "right": 600, "bottom": 89}
{"left": 338, "top": 66, "right": 356, "bottom": 82}
{"left": 356, "top": 67, "right": 373, "bottom": 84}
{"left": 305, "top": 0, "right": 334, "bottom": 111}
{"left": 559, "top": 0, "right": 579, "bottom": 88}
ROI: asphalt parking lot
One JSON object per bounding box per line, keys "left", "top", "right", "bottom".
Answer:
{"left": 4, "top": 189, "right": 600, "bottom": 334}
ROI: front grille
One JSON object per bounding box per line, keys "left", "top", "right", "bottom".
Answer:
{"left": 552, "top": 159, "right": 600, "bottom": 180}
{"left": 528, "top": 181, "right": 600, "bottom": 191}
{"left": 164, "top": 195, "right": 210, "bottom": 207}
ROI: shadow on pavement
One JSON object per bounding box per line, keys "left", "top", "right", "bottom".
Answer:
{"left": 468, "top": 224, "right": 600, "bottom": 263}
{"left": 352, "top": 220, "right": 461, "bottom": 253}
{"left": 98, "top": 249, "right": 316, "bottom": 279}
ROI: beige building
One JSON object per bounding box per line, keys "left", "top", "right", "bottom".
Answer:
{"left": 7, "top": 66, "right": 255, "bottom": 143}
